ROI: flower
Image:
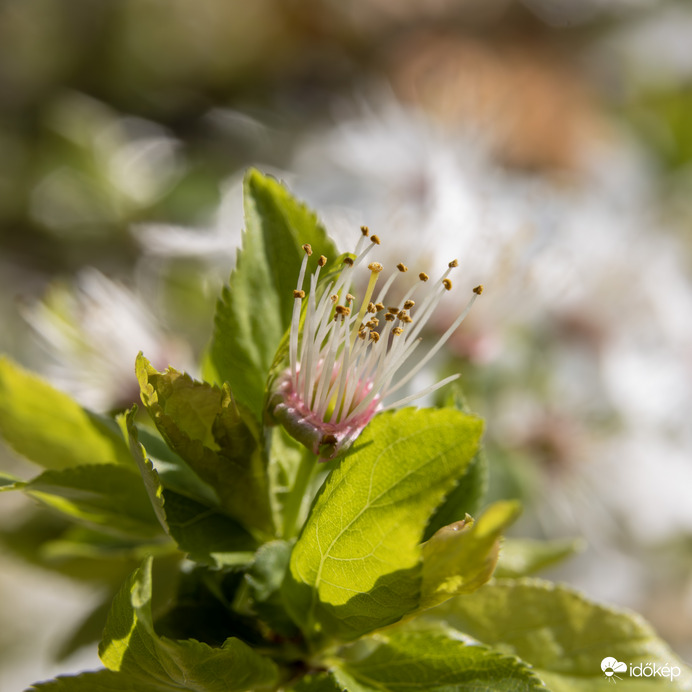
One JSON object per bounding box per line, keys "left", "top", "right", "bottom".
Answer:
{"left": 270, "top": 227, "right": 482, "bottom": 460}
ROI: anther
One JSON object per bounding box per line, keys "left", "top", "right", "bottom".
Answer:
{"left": 365, "top": 318, "right": 379, "bottom": 328}
{"left": 384, "top": 313, "right": 396, "bottom": 322}
{"left": 402, "top": 315, "right": 413, "bottom": 323}
{"left": 367, "top": 302, "right": 376, "bottom": 314}
{"left": 397, "top": 262, "right": 408, "bottom": 272}
{"left": 293, "top": 289, "right": 305, "bottom": 299}
{"left": 368, "top": 262, "right": 384, "bottom": 273}
{"left": 448, "top": 259, "right": 459, "bottom": 268}
{"left": 370, "top": 235, "right": 381, "bottom": 245}
{"left": 346, "top": 293, "right": 355, "bottom": 303}
{"left": 375, "top": 302, "right": 385, "bottom": 312}
{"left": 343, "top": 257, "right": 354, "bottom": 266}
{"left": 318, "top": 255, "right": 327, "bottom": 267}
{"left": 330, "top": 294, "right": 338, "bottom": 302}
{"left": 404, "top": 300, "right": 415, "bottom": 309}
{"left": 398, "top": 310, "right": 407, "bottom": 319}
{"left": 369, "top": 331, "right": 380, "bottom": 342}
{"left": 419, "top": 272, "right": 429, "bottom": 282}
{"left": 360, "top": 225, "right": 370, "bottom": 236}
{"left": 443, "top": 278, "right": 453, "bottom": 291}
{"left": 302, "top": 244, "right": 313, "bottom": 256}
{"left": 473, "top": 285, "right": 484, "bottom": 295}
{"left": 387, "top": 306, "right": 399, "bottom": 313}
{"left": 335, "top": 305, "right": 351, "bottom": 316}
{"left": 392, "top": 327, "right": 403, "bottom": 336}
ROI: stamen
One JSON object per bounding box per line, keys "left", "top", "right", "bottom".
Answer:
{"left": 361, "top": 225, "right": 370, "bottom": 236}
{"left": 303, "top": 244, "right": 313, "bottom": 256}
{"left": 343, "top": 257, "right": 354, "bottom": 266}
{"left": 397, "top": 263, "right": 408, "bottom": 272}
{"left": 319, "top": 255, "right": 328, "bottom": 267}
{"left": 404, "top": 300, "right": 415, "bottom": 309}
{"left": 293, "top": 289, "right": 305, "bottom": 299}
{"left": 419, "top": 272, "right": 429, "bottom": 282}
{"left": 443, "top": 278, "right": 453, "bottom": 291}
{"left": 449, "top": 259, "right": 458, "bottom": 268}
{"left": 392, "top": 327, "right": 403, "bottom": 336}
{"left": 473, "top": 284, "right": 484, "bottom": 294}
{"left": 370, "top": 235, "right": 381, "bottom": 245}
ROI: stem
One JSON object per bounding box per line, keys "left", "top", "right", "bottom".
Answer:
{"left": 282, "top": 449, "right": 319, "bottom": 538}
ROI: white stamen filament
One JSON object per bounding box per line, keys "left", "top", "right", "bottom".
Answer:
{"left": 276, "top": 233, "right": 481, "bottom": 459}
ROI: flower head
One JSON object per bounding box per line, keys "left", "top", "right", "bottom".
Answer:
{"left": 270, "top": 228, "right": 482, "bottom": 460}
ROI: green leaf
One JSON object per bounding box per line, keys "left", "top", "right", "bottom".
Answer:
{"left": 333, "top": 627, "right": 545, "bottom": 692}
{"left": 0, "top": 470, "right": 23, "bottom": 490}
{"left": 494, "top": 537, "right": 585, "bottom": 578}
{"left": 283, "top": 407, "right": 484, "bottom": 646}
{"left": 120, "top": 411, "right": 257, "bottom": 567}
{"left": 28, "top": 669, "right": 174, "bottom": 691}
{"left": 420, "top": 500, "right": 521, "bottom": 608}
{"left": 99, "top": 557, "right": 279, "bottom": 691}
{"left": 207, "top": 169, "right": 339, "bottom": 420}
{"left": 245, "top": 540, "right": 299, "bottom": 637}
{"left": 136, "top": 354, "right": 273, "bottom": 536}
{"left": 0, "top": 356, "right": 132, "bottom": 470}
{"left": 424, "top": 448, "right": 488, "bottom": 541}
{"left": 430, "top": 578, "right": 692, "bottom": 691}
{"left": 289, "top": 672, "right": 345, "bottom": 692}
{"left": 22, "top": 464, "right": 165, "bottom": 539}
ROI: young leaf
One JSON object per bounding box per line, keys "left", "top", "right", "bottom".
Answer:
{"left": 333, "top": 627, "right": 545, "bottom": 692}
{"left": 99, "top": 556, "right": 279, "bottom": 691}
{"left": 136, "top": 354, "right": 273, "bottom": 536}
{"left": 282, "top": 408, "right": 484, "bottom": 647}
{"left": 207, "top": 169, "right": 338, "bottom": 420}
{"left": 419, "top": 500, "right": 521, "bottom": 609}
{"left": 28, "top": 669, "right": 174, "bottom": 691}
{"left": 430, "top": 578, "right": 692, "bottom": 691}
{"left": 245, "top": 540, "right": 299, "bottom": 637}
{"left": 22, "top": 464, "right": 165, "bottom": 540}
{"left": 494, "top": 537, "right": 585, "bottom": 578}
{"left": 0, "top": 356, "right": 132, "bottom": 470}
{"left": 423, "top": 448, "right": 488, "bottom": 541}
{"left": 120, "top": 412, "right": 258, "bottom": 567}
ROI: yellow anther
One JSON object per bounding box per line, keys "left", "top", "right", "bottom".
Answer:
{"left": 302, "top": 244, "right": 313, "bottom": 256}
{"left": 387, "top": 306, "right": 399, "bottom": 313}
{"left": 402, "top": 315, "right": 413, "bottom": 323}
{"left": 419, "top": 272, "right": 429, "bottom": 282}
{"left": 473, "top": 284, "right": 484, "bottom": 295}
{"left": 367, "top": 302, "right": 376, "bottom": 314}
{"left": 375, "top": 302, "right": 385, "bottom": 311}
{"left": 449, "top": 259, "right": 459, "bottom": 268}
{"left": 404, "top": 299, "right": 415, "bottom": 309}
{"left": 346, "top": 293, "right": 355, "bottom": 303}
{"left": 443, "top": 278, "right": 453, "bottom": 291}
{"left": 397, "top": 262, "right": 408, "bottom": 272}
{"left": 392, "top": 327, "right": 403, "bottom": 336}
{"left": 319, "top": 255, "right": 327, "bottom": 267}
{"left": 343, "top": 257, "right": 354, "bottom": 266}
{"left": 293, "top": 289, "right": 305, "bottom": 299}
{"left": 365, "top": 318, "right": 379, "bottom": 328}
{"left": 360, "top": 225, "right": 370, "bottom": 236}
{"left": 384, "top": 313, "right": 396, "bottom": 322}
{"left": 368, "top": 262, "right": 384, "bottom": 273}
{"left": 330, "top": 294, "right": 338, "bottom": 302}
{"left": 370, "top": 235, "right": 381, "bottom": 245}
{"left": 335, "top": 305, "right": 351, "bottom": 316}
{"left": 369, "top": 331, "right": 380, "bottom": 342}
{"left": 398, "top": 310, "right": 407, "bottom": 319}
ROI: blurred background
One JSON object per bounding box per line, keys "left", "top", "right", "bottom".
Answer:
{"left": 1, "top": 0, "right": 692, "bottom": 687}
